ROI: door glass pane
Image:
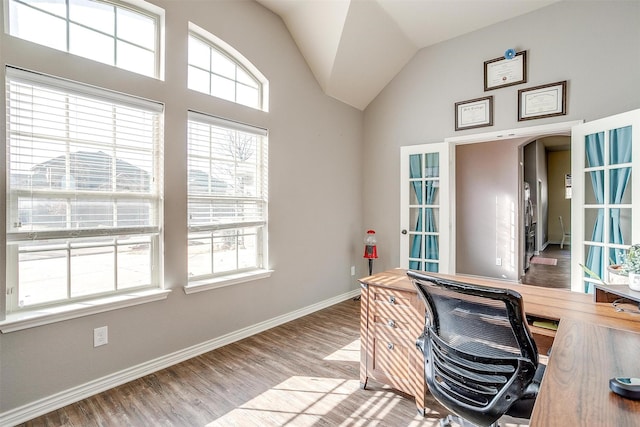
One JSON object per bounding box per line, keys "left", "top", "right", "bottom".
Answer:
{"left": 609, "top": 208, "right": 632, "bottom": 245}
{"left": 409, "top": 154, "right": 422, "bottom": 177}
{"left": 610, "top": 168, "right": 632, "bottom": 204}
{"left": 423, "top": 262, "right": 438, "bottom": 272}
{"left": 609, "top": 126, "right": 632, "bottom": 165}
{"left": 409, "top": 181, "right": 422, "bottom": 205}
{"left": 585, "top": 132, "right": 604, "bottom": 167}
{"left": 424, "top": 236, "right": 439, "bottom": 260}
{"left": 425, "top": 207, "right": 439, "bottom": 234}
{"left": 584, "top": 208, "right": 603, "bottom": 243}
{"left": 584, "top": 244, "right": 604, "bottom": 283}
{"left": 425, "top": 181, "right": 440, "bottom": 205}
{"left": 584, "top": 170, "right": 604, "bottom": 205}
{"left": 409, "top": 207, "right": 422, "bottom": 232}
{"left": 424, "top": 153, "right": 439, "bottom": 177}
{"left": 609, "top": 247, "right": 626, "bottom": 267}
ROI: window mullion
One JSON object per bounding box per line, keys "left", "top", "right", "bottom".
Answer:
{"left": 65, "top": 0, "right": 71, "bottom": 52}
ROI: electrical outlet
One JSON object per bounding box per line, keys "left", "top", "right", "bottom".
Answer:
{"left": 94, "top": 326, "right": 108, "bottom": 347}
{"left": 496, "top": 257, "right": 502, "bottom": 266}
{"left": 351, "top": 266, "right": 356, "bottom": 276}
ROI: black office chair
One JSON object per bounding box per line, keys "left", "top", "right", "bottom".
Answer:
{"left": 407, "top": 270, "right": 545, "bottom": 427}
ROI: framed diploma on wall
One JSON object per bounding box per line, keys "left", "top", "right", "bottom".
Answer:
{"left": 484, "top": 51, "right": 527, "bottom": 91}
{"left": 518, "top": 81, "right": 567, "bottom": 121}
{"left": 455, "top": 96, "right": 493, "bottom": 131}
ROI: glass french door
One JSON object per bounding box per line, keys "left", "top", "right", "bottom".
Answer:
{"left": 400, "top": 143, "right": 450, "bottom": 273}
{"left": 571, "top": 109, "right": 640, "bottom": 293}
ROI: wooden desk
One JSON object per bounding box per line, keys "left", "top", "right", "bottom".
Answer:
{"left": 359, "top": 269, "right": 640, "bottom": 426}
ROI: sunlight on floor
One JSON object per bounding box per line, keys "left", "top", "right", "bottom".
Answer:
{"left": 205, "top": 376, "right": 421, "bottom": 426}
{"left": 204, "top": 338, "right": 530, "bottom": 427}
{"left": 323, "top": 338, "right": 361, "bottom": 362}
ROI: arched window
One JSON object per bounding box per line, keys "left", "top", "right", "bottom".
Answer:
{"left": 188, "top": 25, "right": 268, "bottom": 111}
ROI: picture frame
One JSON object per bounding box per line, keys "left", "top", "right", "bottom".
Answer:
{"left": 455, "top": 96, "right": 493, "bottom": 131}
{"left": 484, "top": 51, "right": 527, "bottom": 91}
{"left": 518, "top": 81, "right": 567, "bottom": 121}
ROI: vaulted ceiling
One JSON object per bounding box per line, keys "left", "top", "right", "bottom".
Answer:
{"left": 256, "top": 0, "right": 560, "bottom": 110}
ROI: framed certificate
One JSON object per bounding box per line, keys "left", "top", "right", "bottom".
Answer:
{"left": 484, "top": 51, "right": 527, "bottom": 91}
{"left": 455, "top": 96, "right": 493, "bottom": 131}
{"left": 518, "top": 81, "right": 567, "bottom": 121}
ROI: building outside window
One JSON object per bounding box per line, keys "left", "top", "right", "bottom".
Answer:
{"left": 5, "top": 67, "right": 163, "bottom": 311}
{"left": 187, "top": 112, "right": 268, "bottom": 284}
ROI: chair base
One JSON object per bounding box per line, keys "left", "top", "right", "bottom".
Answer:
{"left": 439, "top": 414, "right": 498, "bottom": 427}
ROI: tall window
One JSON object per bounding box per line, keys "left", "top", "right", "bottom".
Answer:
{"left": 187, "top": 112, "right": 268, "bottom": 283}
{"left": 5, "top": 67, "right": 163, "bottom": 311}
{"left": 188, "top": 32, "right": 265, "bottom": 110}
{"left": 7, "top": 0, "right": 161, "bottom": 78}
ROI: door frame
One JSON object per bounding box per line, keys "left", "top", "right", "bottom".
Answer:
{"left": 444, "top": 120, "right": 583, "bottom": 278}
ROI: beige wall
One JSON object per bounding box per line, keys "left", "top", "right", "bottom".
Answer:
{"left": 547, "top": 151, "right": 572, "bottom": 244}
{"left": 0, "top": 0, "right": 364, "bottom": 416}
{"left": 455, "top": 139, "right": 522, "bottom": 281}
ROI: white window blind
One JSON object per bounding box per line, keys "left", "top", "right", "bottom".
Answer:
{"left": 5, "top": 67, "right": 163, "bottom": 310}
{"left": 187, "top": 111, "right": 268, "bottom": 279}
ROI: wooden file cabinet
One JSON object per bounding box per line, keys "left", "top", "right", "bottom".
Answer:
{"left": 359, "top": 280, "right": 428, "bottom": 415}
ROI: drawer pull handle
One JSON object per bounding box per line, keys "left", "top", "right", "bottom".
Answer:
{"left": 387, "top": 320, "right": 396, "bottom": 328}
{"left": 387, "top": 343, "right": 394, "bottom": 350}
{"left": 389, "top": 296, "right": 396, "bottom": 304}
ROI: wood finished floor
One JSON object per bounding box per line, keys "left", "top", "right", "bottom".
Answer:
{"left": 17, "top": 299, "right": 530, "bottom": 427}
{"left": 522, "top": 244, "right": 571, "bottom": 290}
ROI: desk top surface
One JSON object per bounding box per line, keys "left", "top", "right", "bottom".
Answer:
{"left": 360, "top": 269, "right": 640, "bottom": 427}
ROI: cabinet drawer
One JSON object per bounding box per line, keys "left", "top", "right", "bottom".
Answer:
{"left": 371, "top": 335, "right": 412, "bottom": 391}
{"left": 370, "top": 288, "right": 423, "bottom": 336}
{"left": 372, "top": 312, "right": 416, "bottom": 340}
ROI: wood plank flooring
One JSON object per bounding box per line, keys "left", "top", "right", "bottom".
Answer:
{"left": 522, "top": 244, "right": 571, "bottom": 290}
{"left": 17, "top": 299, "right": 530, "bottom": 427}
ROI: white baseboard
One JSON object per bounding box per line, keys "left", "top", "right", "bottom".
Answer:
{"left": 0, "top": 289, "right": 361, "bottom": 426}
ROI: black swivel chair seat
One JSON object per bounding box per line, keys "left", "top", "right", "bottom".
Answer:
{"left": 407, "top": 270, "right": 546, "bottom": 427}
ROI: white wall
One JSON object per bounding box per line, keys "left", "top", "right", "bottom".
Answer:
{"left": 0, "top": 0, "right": 364, "bottom": 416}
{"left": 363, "top": 1, "right": 640, "bottom": 274}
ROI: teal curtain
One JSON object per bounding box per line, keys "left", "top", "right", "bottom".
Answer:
{"left": 608, "top": 126, "right": 632, "bottom": 265}
{"left": 423, "top": 154, "right": 439, "bottom": 272}
{"left": 409, "top": 155, "right": 422, "bottom": 270}
{"left": 585, "top": 132, "right": 604, "bottom": 293}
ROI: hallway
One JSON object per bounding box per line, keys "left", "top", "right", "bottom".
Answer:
{"left": 523, "top": 244, "right": 571, "bottom": 290}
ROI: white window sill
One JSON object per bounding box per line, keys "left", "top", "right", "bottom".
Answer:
{"left": 0, "top": 289, "right": 171, "bottom": 333}
{"left": 184, "top": 269, "right": 273, "bottom": 294}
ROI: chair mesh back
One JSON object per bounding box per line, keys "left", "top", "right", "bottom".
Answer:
{"left": 428, "top": 285, "right": 521, "bottom": 359}
{"left": 408, "top": 271, "right": 539, "bottom": 427}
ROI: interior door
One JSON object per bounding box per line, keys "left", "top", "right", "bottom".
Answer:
{"left": 400, "top": 143, "right": 450, "bottom": 273}
{"left": 571, "top": 109, "right": 640, "bottom": 292}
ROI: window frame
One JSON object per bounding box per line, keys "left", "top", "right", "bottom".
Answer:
{"left": 187, "top": 23, "right": 269, "bottom": 112}
{"left": 185, "top": 111, "right": 270, "bottom": 293}
{"left": 6, "top": 0, "right": 163, "bottom": 79}
{"left": 4, "top": 66, "right": 165, "bottom": 314}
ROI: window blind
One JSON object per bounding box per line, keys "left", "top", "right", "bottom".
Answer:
{"left": 187, "top": 111, "right": 267, "bottom": 232}
{"left": 6, "top": 67, "right": 163, "bottom": 242}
